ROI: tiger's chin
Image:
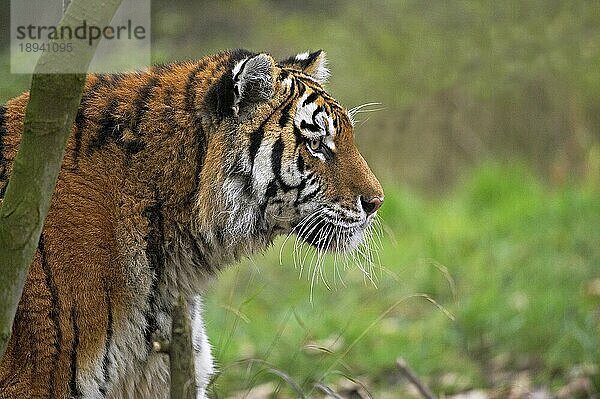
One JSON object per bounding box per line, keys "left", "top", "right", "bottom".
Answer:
{"left": 298, "top": 223, "right": 367, "bottom": 253}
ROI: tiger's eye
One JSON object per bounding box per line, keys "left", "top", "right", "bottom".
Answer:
{"left": 309, "top": 138, "right": 321, "bottom": 151}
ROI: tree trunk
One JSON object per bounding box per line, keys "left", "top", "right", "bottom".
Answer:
{"left": 0, "top": 0, "right": 123, "bottom": 360}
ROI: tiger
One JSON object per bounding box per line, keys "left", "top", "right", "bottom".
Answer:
{"left": 0, "top": 49, "right": 384, "bottom": 398}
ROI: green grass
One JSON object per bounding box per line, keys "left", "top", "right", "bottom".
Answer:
{"left": 2, "top": 1, "right": 599, "bottom": 393}
{"left": 204, "top": 164, "right": 600, "bottom": 397}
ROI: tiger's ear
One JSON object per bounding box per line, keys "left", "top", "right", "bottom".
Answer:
{"left": 279, "top": 50, "right": 329, "bottom": 84}
{"left": 232, "top": 53, "right": 275, "bottom": 119}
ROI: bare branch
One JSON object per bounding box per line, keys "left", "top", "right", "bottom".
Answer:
{"left": 396, "top": 357, "right": 437, "bottom": 399}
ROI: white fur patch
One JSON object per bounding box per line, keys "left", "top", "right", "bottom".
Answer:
{"left": 311, "top": 51, "right": 330, "bottom": 84}
{"left": 191, "top": 297, "right": 214, "bottom": 399}
{"left": 252, "top": 140, "right": 275, "bottom": 196}
{"left": 282, "top": 76, "right": 293, "bottom": 90}
{"left": 324, "top": 135, "right": 336, "bottom": 152}
{"left": 222, "top": 176, "right": 260, "bottom": 240}
{"left": 295, "top": 51, "right": 310, "bottom": 61}
{"left": 280, "top": 151, "right": 303, "bottom": 188}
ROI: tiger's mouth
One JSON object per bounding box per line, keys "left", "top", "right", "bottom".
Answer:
{"left": 295, "top": 218, "right": 367, "bottom": 253}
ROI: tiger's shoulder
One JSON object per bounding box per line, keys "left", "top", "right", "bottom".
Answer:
{"left": 0, "top": 49, "right": 256, "bottom": 204}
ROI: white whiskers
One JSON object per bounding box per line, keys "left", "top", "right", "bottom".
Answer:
{"left": 278, "top": 208, "right": 385, "bottom": 302}
{"left": 347, "top": 102, "right": 386, "bottom": 126}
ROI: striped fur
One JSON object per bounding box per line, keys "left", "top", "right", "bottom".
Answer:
{"left": 0, "top": 49, "right": 383, "bottom": 399}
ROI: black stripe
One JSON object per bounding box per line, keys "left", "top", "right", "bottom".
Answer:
{"left": 86, "top": 76, "right": 146, "bottom": 157}
{"left": 93, "top": 74, "right": 109, "bottom": 90}
{"left": 143, "top": 194, "right": 166, "bottom": 346}
{"left": 296, "top": 78, "right": 331, "bottom": 101}
{"left": 293, "top": 179, "right": 307, "bottom": 206}
{"left": 293, "top": 125, "right": 304, "bottom": 142}
{"left": 259, "top": 98, "right": 313, "bottom": 205}
{"left": 278, "top": 69, "right": 289, "bottom": 80}
{"left": 300, "top": 120, "right": 321, "bottom": 133}
{"left": 162, "top": 86, "right": 180, "bottom": 133}
{"left": 296, "top": 80, "right": 306, "bottom": 96}
{"left": 203, "top": 69, "right": 233, "bottom": 119}
{"left": 310, "top": 105, "right": 325, "bottom": 136}
{"left": 280, "top": 75, "right": 296, "bottom": 97}
{"left": 185, "top": 62, "right": 207, "bottom": 115}
{"left": 271, "top": 136, "right": 295, "bottom": 192}
{"left": 72, "top": 109, "right": 86, "bottom": 168}
{"left": 263, "top": 181, "right": 277, "bottom": 200}
{"left": 69, "top": 305, "right": 81, "bottom": 398}
{"left": 249, "top": 89, "right": 297, "bottom": 171}
{"left": 73, "top": 76, "right": 105, "bottom": 167}
{"left": 131, "top": 76, "right": 159, "bottom": 136}
{"left": 278, "top": 69, "right": 291, "bottom": 95}
{"left": 100, "top": 284, "right": 113, "bottom": 396}
{"left": 303, "top": 92, "right": 319, "bottom": 106}
{"left": 312, "top": 105, "right": 323, "bottom": 120}
{"left": 261, "top": 181, "right": 278, "bottom": 215}
{"left": 279, "top": 51, "right": 321, "bottom": 72}
{"left": 295, "top": 55, "right": 313, "bottom": 70}
{"left": 296, "top": 154, "right": 305, "bottom": 173}
{"left": 184, "top": 62, "right": 209, "bottom": 204}
{"left": 278, "top": 101, "right": 293, "bottom": 128}
{"left": 299, "top": 187, "right": 320, "bottom": 204}
{"left": 39, "top": 234, "right": 62, "bottom": 396}
{"left": 0, "top": 105, "right": 7, "bottom": 199}
{"left": 248, "top": 126, "right": 265, "bottom": 168}
{"left": 106, "top": 72, "right": 126, "bottom": 85}
{"left": 191, "top": 123, "right": 207, "bottom": 203}
{"left": 187, "top": 232, "right": 215, "bottom": 274}
{"left": 123, "top": 140, "right": 145, "bottom": 154}
{"left": 279, "top": 55, "right": 298, "bottom": 67}
{"left": 321, "top": 145, "right": 334, "bottom": 161}
{"left": 87, "top": 98, "right": 120, "bottom": 154}
{"left": 123, "top": 75, "right": 158, "bottom": 156}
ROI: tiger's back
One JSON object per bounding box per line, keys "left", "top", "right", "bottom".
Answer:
{"left": 0, "top": 49, "right": 384, "bottom": 398}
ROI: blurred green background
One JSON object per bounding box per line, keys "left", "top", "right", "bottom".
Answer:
{"left": 1, "top": 1, "right": 599, "bottom": 397}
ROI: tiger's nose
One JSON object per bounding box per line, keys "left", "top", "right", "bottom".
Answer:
{"left": 360, "top": 196, "right": 384, "bottom": 216}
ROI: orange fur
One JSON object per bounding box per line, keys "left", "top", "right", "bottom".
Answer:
{"left": 0, "top": 49, "right": 383, "bottom": 398}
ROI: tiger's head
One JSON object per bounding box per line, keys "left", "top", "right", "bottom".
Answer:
{"left": 202, "top": 50, "right": 383, "bottom": 255}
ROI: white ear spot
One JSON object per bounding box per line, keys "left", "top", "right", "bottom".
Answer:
{"left": 232, "top": 54, "right": 274, "bottom": 119}
{"left": 311, "top": 51, "right": 330, "bottom": 84}
{"left": 295, "top": 52, "right": 310, "bottom": 61}
{"left": 281, "top": 50, "right": 330, "bottom": 84}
